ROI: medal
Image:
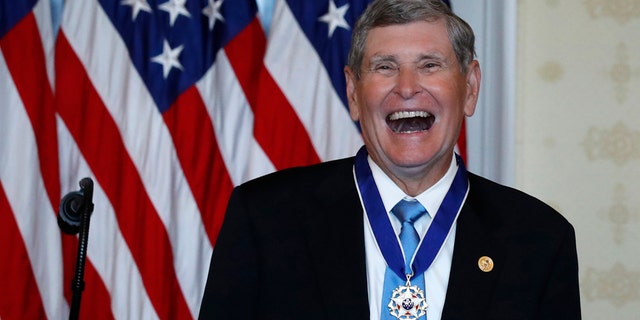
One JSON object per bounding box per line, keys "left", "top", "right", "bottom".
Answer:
{"left": 354, "top": 147, "right": 469, "bottom": 319}
{"left": 387, "top": 274, "right": 428, "bottom": 319}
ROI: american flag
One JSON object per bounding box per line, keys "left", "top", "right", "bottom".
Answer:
{"left": 1, "top": 0, "right": 459, "bottom": 318}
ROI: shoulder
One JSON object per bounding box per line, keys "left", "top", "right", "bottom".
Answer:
{"left": 232, "top": 157, "right": 356, "bottom": 202}
{"left": 223, "top": 156, "right": 360, "bottom": 229}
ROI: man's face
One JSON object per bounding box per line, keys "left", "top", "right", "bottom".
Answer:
{"left": 346, "top": 19, "right": 480, "bottom": 190}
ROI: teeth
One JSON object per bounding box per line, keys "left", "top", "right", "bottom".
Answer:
{"left": 388, "top": 111, "right": 431, "bottom": 120}
{"left": 386, "top": 110, "right": 435, "bottom": 133}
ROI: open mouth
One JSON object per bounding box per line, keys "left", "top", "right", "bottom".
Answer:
{"left": 386, "top": 111, "right": 435, "bottom": 133}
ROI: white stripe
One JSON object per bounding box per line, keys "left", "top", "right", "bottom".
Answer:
{"left": 265, "top": 0, "right": 363, "bottom": 161}
{"left": 61, "top": 0, "right": 210, "bottom": 317}
{"left": 33, "top": 0, "right": 56, "bottom": 90}
{"left": 0, "top": 50, "right": 68, "bottom": 320}
{"left": 196, "top": 50, "right": 276, "bottom": 186}
{"left": 57, "top": 118, "right": 159, "bottom": 320}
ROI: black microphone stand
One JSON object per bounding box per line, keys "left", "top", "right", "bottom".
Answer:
{"left": 58, "top": 177, "right": 95, "bottom": 320}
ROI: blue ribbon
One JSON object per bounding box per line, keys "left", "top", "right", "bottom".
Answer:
{"left": 354, "top": 146, "right": 469, "bottom": 279}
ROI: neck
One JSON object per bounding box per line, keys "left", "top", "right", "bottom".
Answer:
{"left": 379, "top": 155, "right": 454, "bottom": 197}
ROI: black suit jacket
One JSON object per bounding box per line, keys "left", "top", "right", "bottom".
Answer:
{"left": 199, "top": 157, "right": 581, "bottom": 319}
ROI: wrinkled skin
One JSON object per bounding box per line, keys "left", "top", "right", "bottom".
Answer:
{"left": 345, "top": 19, "right": 481, "bottom": 196}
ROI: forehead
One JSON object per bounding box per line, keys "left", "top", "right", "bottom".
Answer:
{"left": 364, "top": 19, "right": 453, "bottom": 60}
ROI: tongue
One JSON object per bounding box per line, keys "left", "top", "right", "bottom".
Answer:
{"left": 388, "top": 116, "right": 435, "bottom": 133}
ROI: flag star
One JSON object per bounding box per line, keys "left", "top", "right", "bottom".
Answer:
{"left": 202, "top": 0, "right": 225, "bottom": 31}
{"left": 158, "top": 0, "right": 191, "bottom": 27}
{"left": 151, "top": 40, "right": 184, "bottom": 78}
{"left": 121, "top": 0, "right": 152, "bottom": 20}
{"left": 318, "top": 0, "right": 350, "bottom": 37}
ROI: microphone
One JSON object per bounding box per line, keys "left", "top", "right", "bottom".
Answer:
{"left": 58, "top": 177, "right": 95, "bottom": 320}
{"left": 58, "top": 177, "right": 94, "bottom": 235}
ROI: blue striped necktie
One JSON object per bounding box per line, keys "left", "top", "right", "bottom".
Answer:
{"left": 381, "top": 199, "right": 428, "bottom": 319}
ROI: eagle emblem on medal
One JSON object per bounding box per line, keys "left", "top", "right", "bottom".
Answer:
{"left": 387, "top": 283, "right": 428, "bottom": 319}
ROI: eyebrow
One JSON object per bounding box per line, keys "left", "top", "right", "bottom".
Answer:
{"left": 368, "top": 54, "right": 397, "bottom": 65}
{"left": 415, "top": 52, "right": 447, "bottom": 63}
{"left": 368, "top": 52, "right": 448, "bottom": 65}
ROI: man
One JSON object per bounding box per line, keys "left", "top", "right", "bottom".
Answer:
{"left": 198, "top": 0, "right": 581, "bottom": 319}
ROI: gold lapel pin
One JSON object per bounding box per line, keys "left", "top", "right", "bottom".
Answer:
{"left": 478, "top": 256, "right": 494, "bottom": 272}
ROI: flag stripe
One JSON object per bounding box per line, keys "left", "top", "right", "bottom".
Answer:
{"left": 0, "top": 3, "right": 59, "bottom": 225}
{"left": 195, "top": 50, "right": 276, "bottom": 185}
{"left": 2, "top": 4, "right": 117, "bottom": 318}
{"left": 55, "top": 32, "right": 192, "bottom": 320}
{"left": 0, "top": 184, "right": 47, "bottom": 320}
{"left": 1, "top": 6, "right": 69, "bottom": 319}
{"left": 265, "top": 0, "right": 363, "bottom": 161}
{"left": 225, "top": 18, "right": 321, "bottom": 169}
{"left": 0, "top": 45, "right": 66, "bottom": 319}
{"left": 458, "top": 118, "right": 468, "bottom": 162}
{"left": 0, "top": 11, "right": 62, "bottom": 317}
{"left": 283, "top": 0, "right": 368, "bottom": 110}
{"left": 60, "top": 0, "right": 213, "bottom": 316}
{"left": 75, "top": 258, "right": 117, "bottom": 320}
{"left": 56, "top": 120, "right": 154, "bottom": 320}
{"left": 162, "top": 86, "right": 232, "bottom": 247}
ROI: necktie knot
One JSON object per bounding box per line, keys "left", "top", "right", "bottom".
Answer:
{"left": 392, "top": 199, "right": 427, "bottom": 225}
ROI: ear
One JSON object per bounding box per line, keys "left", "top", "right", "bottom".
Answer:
{"left": 463, "top": 60, "right": 481, "bottom": 117}
{"left": 344, "top": 66, "right": 360, "bottom": 121}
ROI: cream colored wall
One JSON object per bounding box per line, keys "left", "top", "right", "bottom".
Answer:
{"left": 517, "top": 0, "right": 640, "bottom": 318}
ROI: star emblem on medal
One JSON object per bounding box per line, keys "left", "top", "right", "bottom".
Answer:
{"left": 387, "top": 284, "right": 428, "bottom": 319}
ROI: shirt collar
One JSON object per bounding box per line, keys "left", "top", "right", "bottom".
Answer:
{"left": 368, "top": 154, "right": 459, "bottom": 219}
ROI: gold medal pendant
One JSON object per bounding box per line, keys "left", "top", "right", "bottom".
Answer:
{"left": 387, "top": 275, "right": 428, "bottom": 319}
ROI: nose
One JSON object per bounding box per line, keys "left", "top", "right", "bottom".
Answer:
{"left": 395, "top": 67, "right": 423, "bottom": 99}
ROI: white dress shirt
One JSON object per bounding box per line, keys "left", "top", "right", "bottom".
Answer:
{"left": 355, "top": 154, "right": 460, "bottom": 320}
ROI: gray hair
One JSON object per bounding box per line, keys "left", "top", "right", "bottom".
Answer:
{"left": 347, "top": 0, "right": 476, "bottom": 79}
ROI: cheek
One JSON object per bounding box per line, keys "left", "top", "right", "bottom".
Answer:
{"left": 352, "top": 86, "right": 380, "bottom": 120}
{"left": 356, "top": 100, "right": 387, "bottom": 139}
{"left": 360, "top": 85, "right": 389, "bottom": 112}
{"left": 433, "top": 81, "right": 468, "bottom": 115}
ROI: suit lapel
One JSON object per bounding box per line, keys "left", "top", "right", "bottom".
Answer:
{"left": 300, "top": 159, "right": 370, "bottom": 318}
{"left": 441, "top": 182, "right": 506, "bottom": 318}
{"left": 293, "top": 160, "right": 508, "bottom": 318}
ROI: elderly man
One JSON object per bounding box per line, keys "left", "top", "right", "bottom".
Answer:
{"left": 198, "top": 0, "right": 581, "bottom": 319}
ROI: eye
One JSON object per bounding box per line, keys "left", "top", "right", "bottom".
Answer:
{"left": 374, "top": 63, "right": 395, "bottom": 71}
{"left": 418, "top": 61, "right": 442, "bottom": 73}
{"left": 421, "top": 62, "right": 439, "bottom": 69}
{"left": 369, "top": 62, "right": 399, "bottom": 76}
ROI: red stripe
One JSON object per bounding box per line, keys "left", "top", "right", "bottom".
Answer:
{"left": 0, "top": 11, "right": 59, "bottom": 207}
{"left": 163, "top": 86, "right": 233, "bottom": 246}
{"left": 0, "top": 184, "right": 47, "bottom": 320}
{"left": 55, "top": 33, "right": 192, "bottom": 320}
{"left": 225, "top": 18, "right": 321, "bottom": 170}
{"left": 457, "top": 118, "right": 467, "bottom": 163}
{"left": 2, "top": 11, "right": 114, "bottom": 318}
